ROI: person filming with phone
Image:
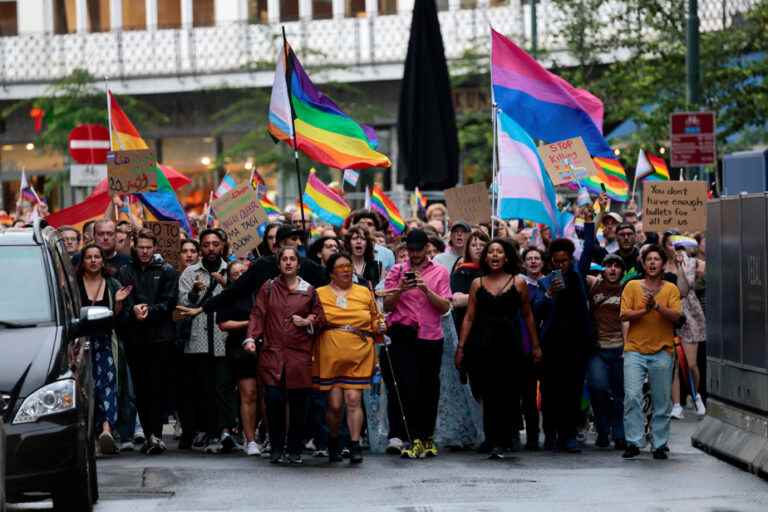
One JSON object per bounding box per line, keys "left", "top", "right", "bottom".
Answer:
{"left": 382, "top": 229, "right": 451, "bottom": 459}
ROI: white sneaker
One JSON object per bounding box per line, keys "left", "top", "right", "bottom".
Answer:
{"left": 133, "top": 428, "right": 146, "bottom": 445}
{"left": 305, "top": 439, "right": 317, "bottom": 451}
{"left": 694, "top": 396, "right": 707, "bottom": 416}
{"left": 120, "top": 441, "right": 134, "bottom": 452}
{"left": 671, "top": 403, "right": 685, "bottom": 420}
{"left": 386, "top": 437, "right": 404, "bottom": 455}
{"left": 245, "top": 441, "right": 261, "bottom": 456}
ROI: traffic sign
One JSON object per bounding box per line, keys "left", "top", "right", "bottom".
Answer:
{"left": 68, "top": 124, "right": 110, "bottom": 165}
{"left": 669, "top": 112, "right": 716, "bottom": 167}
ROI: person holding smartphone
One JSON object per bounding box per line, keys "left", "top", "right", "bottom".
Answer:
{"left": 382, "top": 229, "right": 452, "bottom": 458}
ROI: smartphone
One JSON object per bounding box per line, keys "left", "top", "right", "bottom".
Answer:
{"left": 551, "top": 269, "right": 566, "bottom": 290}
{"left": 601, "top": 183, "right": 607, "bottom": 193}
{"left": 404, "top": 271, "right": 416, "bottom": 282}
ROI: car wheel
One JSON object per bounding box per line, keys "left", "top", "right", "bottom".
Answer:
{"left": 52, "top": 441, "right": 93, "bottom": 512}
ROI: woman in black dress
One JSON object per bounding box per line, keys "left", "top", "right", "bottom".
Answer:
{"left": 216, "top": 260, "right": 261, "bottom": 456}
{"left": 455, "top": 239, "right": 542, "bottom": 459}
{"left": 450, "top": 231, "right": 490, "bottom": 333}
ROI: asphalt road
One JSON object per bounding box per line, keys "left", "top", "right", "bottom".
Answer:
{"left": 8, "top": 416, "right": 768, "bottom": 512}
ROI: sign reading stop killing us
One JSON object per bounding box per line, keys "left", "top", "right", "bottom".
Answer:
{"left": 642, "top": 181, "right": 708, "bottom": 232}
{"left": 537, "top": 137, "right": 599, "bottom": 185}
{"left": 212, "top": 180, "right": 269, "bottom": 258}
{"left": 144, "top": 221, "right": 181, "bottom": 270}
{"left": 107, "top": 149, "right": 158, "bottom": 194}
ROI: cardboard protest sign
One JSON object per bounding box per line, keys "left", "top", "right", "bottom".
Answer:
{"left": 537, "top": 137, "right": 599, "bottom": 185}
{"left": 212, "top": 180, "right": 268, "bottom": 258}
{"left": 144, "top": 221, "right": 181, "bottom": 270}
{"left": 643, "top": 181, "right": 707, "bottom": 232}
{"left": 107, "top": 150, "right": 158, "bottom": 194}
{"left": 444, "top": 182, "right": 491, "bottom": 225}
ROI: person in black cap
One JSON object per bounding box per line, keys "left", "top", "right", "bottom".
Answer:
{"left": 382, "top": 229, "right": 452, "bottom": 459}
{"left": 585, "top": 253, "right": 627, "bottom": 450}
{"left": 434, "top": 220, "right": 471, "bottom": 272}
{"left": 198, "top": 224, "right": 328, "bottom": 316}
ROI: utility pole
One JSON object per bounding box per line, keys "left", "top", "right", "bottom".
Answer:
{"left": 687, "top": 0, "right": 702, "bottom": 180}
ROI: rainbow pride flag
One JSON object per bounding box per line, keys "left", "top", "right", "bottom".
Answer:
{"left": 109, "top": 91, "right": 192, "bottom": 234}
{"left": 268, "top": 43, "right": 391, "bottom": 170}
{"left": 302, "top": 171, "right": 350, "bottom": 227}
{"left": 260, "top": 196, "right": 281, "bottom": 218}
{"left": 371, "top": 185, "right": 405, "bottom": 234}
{"left": 646, "top": 153, "right": 670, "bottom": 181}
{"left": 581, "top": 157, "right": 629, "bottom": 202}
{"left": 414, "top": 187, "right": 427, "bottom": 212}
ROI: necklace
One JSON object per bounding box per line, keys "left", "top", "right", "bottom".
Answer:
{"left": 330, "top": 283, "right": 350, "bottom": 308}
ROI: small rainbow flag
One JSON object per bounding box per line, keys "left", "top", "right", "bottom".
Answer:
{"left": 371, "top": 185, "right": 405, "bottom": 234}
{"left": 302, "top": 171, "right": 350, "bottom": 227}
{"left": 414, "top": 187, "right": 427, "bottom": 212}
{"left": 646, "top": 153, "right": 670, "bottom": 181}
{"left": 582, "top": 157, "right": 629, "bottom": 202}
{"left": 260, "top": 196, "right": 281, "bottom": 218}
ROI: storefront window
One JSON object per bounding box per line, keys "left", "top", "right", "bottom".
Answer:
{"left": 0, "top": 143, "right": 65, "bottom": 173}
{"left": 161, "top": 137, "right": 216, "bottom": 175}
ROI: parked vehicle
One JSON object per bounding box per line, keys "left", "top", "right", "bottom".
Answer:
{"left": 1, "top": 220, "right": 112, "bottom": 511}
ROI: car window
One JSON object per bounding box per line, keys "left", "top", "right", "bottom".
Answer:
{"left": 0, "top": 245, "right": 53, "bottom": 324}
{"left": 55, "top": 242, "right": 82, "bottom": 312}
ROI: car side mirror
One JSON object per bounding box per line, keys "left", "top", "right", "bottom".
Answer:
{"left": 75, "top": 306, "right": 113, "bottom": 337}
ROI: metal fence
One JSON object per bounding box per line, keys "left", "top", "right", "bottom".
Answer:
{"left": 707, "top": 194, "right": 768, "bottom": 414}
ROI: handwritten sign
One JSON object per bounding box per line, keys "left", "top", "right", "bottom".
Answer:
{"left": 144, "top": 221, "right": 181, "bottom": 270}
{"left": 643, "top": 181, "right": 708, "bottom": 232}
{"left": 537, "top": 137, "right": 598, "bottom": 185}
{"left": 444, "top": 182, "right": 491, "bottom": 225}
{"left": 107, "top": 150, "right": 158, "bottom": 194}
{"left": 212, "top": 180, "right": 268, "bottom": 258}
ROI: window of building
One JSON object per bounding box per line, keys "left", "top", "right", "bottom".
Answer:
{"left": 123, "top": 0, "right": 146, "bottom": 30}
{"left": 0, "top": 1, "right": 18, "bottom": 37}
{"left": 193, "top": 0, "right": 214, "bottom": 26}
{"left": 0, "top": 143, "right": 65, "bottom": 174}
{"left": 460, "top": 0, "right": 477, "bottom": 9}
{"left": 378, "top": 0, "right": 397, "bottom": 15}
{"left": 435, "top": 0, "right": 449, "bottom": 11}
{"left": 161, "top": 137, "right": 217, "bottom": 175}
{"left": 158, "top": 0, "right": 181, "bottom": 28}
{"left": 345, "top": 0, "right": 365, "bottom": 18}
{"left": 53, "top": 0, "right": 77, "bottom": 34}
{"left": 280, "top": 0, "right": 299, "bottom": 21}
{"left": 248, "top": 0, "right": 268, "bottom": 23}
{"left": 87, "top": 0, "right": 110, "bottom": 32}
{"left": 313, "top": 0, "right": 332, "bottom": 20}
{"left": 489, "top": 0, "right": 509, "bottom": 6}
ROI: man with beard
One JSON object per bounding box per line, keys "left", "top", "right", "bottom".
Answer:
{"left": 118, "top": 229, "right": 178, "bottom": 454}
{"left": 176, "top": 229, "right": 236, "bottom": 453}
{"left": 74, "top": 219, "right": 132, "bottom": 275}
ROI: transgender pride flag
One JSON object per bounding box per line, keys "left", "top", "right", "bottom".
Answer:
{"left": 496, "top": 109, "right": 559, "bottom": 232}
{"left": 491, "top": 29, "right": 613, "bottom": 159}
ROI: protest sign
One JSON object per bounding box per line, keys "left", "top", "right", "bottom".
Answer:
{"left": 643, "top": 181, "right": 707, "bottom": 232}
{"left": 537, "top": 137, "right": 599, "bottom": 185}
{"left": 107, "top": 149, "right": 158, "bottom": 194}
{"left": 144, "top": 221, "right": 181, "bottom": 270}
{"left": 212, "top": 180, "right": 268, "bottom": 257}
{"left": 444, "top": 182, "right": 491, "bottom": 225}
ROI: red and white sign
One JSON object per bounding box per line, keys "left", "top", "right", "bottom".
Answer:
{"left": 68, "top": 124, "right": 110, "bottom": 165}
{"left": 669, "top": 112, "right": 716, "bottom": 167}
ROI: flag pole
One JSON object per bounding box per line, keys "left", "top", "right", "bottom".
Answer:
{"left": 491, "top": 105, "right": 499, "bottom": 239}
{"left": 282, "top": 26, "right": 307, "bottom": 233}
{"left": 105, "top": 76, "right": 120, "bottom": 219}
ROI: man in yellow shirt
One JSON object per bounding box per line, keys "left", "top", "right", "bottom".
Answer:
{"left": 620, "top": 245, "right": 682, "bottom": 460}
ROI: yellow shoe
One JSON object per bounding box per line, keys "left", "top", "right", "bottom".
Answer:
{"left": 423, "top": 438, "right": 438, "bottom": 458}
{"left": 401, "top": 439, "right": 424, "bottom": 459}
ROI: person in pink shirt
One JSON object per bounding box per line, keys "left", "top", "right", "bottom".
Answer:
{"left": 383, "top": 229, "right": 451, "bottom": 459}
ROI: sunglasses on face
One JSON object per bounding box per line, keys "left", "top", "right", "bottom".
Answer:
{"left": 334, "top": 263, "right": 353, "bottom": 272}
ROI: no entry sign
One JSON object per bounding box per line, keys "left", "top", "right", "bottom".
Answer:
{"left": 669, "top": 112, "right": 716, "bottom": 167}
{"left": 68, "top": 124, "right": 110, "bottom": 165}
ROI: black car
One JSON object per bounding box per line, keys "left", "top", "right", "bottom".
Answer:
{"left": 1, "top": 220, "right": 112, "bottom": 511}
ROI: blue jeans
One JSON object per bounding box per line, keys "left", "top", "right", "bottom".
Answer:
{"left": 586, "top": 347, "right": 624, "bottom": 442}
{"left": 623, "top": 350, "right": 673, "bottom": 450}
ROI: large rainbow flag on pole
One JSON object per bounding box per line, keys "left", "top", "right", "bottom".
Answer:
{"left": 371, "top": 185, "right": 405, "bottom": 234}
{"left": 109, "top": 91, "right": 192, "bottom": 234}
{"left": 268, "top": 42, "right": 391, "bottom": 170}
{"left": 302, "top": 171, "right": 351, "bottom": 226}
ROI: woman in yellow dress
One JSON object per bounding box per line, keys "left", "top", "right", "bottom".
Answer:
{"left": 314, "top": 252, "right": 385, "bottom": 464}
